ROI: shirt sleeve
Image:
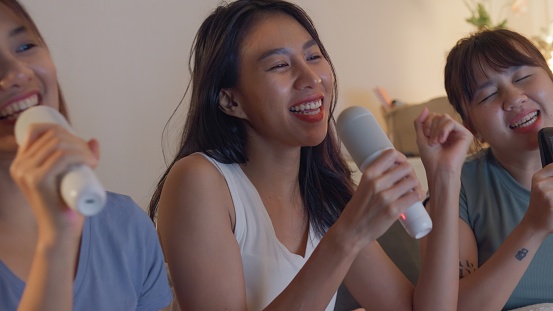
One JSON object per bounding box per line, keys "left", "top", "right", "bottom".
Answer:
{"left": 458, "top": 179, "right": 470, "bottom": 225}
{"left": 136, "top": 216, "right": 173, "bottom": 311}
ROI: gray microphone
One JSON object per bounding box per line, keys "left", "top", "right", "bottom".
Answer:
{"left": 15, "top": 106, "right": 106, "bottom": 216}
{"left": 336, "top": 106, "right": 432, "bottom": 239}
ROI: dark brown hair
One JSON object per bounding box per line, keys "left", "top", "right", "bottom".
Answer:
{"left": 148, "top": 0, "right": 354, "bottom": 237}
{"left": 444, "top": 28, "right": 553, "bottom": 131}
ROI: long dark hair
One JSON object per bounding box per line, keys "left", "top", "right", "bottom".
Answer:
{"left": 1, "top": 0, "right": 69, "bottom": 119}
{"left": 148, "top": 0, "right": 354, "bottom": 237}
{"left": 444, "top": 28, "right": 553, "bottom": 130}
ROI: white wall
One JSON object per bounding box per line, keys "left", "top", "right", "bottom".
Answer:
{"left": 19, "top": 0, "right": 551, "bottom": 209}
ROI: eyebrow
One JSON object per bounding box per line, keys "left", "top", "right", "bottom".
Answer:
{"left": 10, "top": 26, "right": 27, "bottom": 37}
{"left": 257, "top": 39, "right": 318, "bottom": 62}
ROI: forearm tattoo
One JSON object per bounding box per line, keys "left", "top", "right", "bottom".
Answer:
{"left": 515, "top": 248, "right": 528, "bottom": 261}
{"left": 459, "top": 260, "right": 476, "bottom": 278}
{"left": 458, "top": 249, "right": 529, "bottom": 278}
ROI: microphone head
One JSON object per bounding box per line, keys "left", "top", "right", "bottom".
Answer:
{"left": 15, "top": 106, "right": 72, "bottom": 145}
{"left": 336, "top": 106, "right": 393, "bottom": 171}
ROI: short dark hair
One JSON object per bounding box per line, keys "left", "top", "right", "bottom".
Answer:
{"left": 444, "top": 28, "right": 553, "bottom": 129}
{"left": 149, "top": 0, "right": 354, "bottom": 237}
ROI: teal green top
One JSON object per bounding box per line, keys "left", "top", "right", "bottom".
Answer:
{"left": 459, "top": 149, "right": 553, "bottom": 310}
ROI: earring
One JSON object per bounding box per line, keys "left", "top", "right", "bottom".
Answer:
{"left": 0, "top": 80, "right": 4, "bottom": 90}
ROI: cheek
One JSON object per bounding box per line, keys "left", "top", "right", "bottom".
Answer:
{"left": 466, "top": 106, "right": 488, "bottom": 133}
{"left": 319, "top": 65, "right": 334, "bottom": 109}
{"left": 37, "top": 60, "right": 60, "bottom": 109}
{"left": 319, "top": 63, "right": 333, "bottom": 87}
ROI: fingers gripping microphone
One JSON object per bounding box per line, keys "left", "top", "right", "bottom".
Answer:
{"left": 15, "top": 106, "right": 106, "bottom": 216}
{"left": 336, "top": 106, "right": 432, "bottom": 239}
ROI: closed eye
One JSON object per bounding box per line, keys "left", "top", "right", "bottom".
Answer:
{"left": 479, "top": 91, "right": 497, "bottom": 104}
{"left": 515, "top": 75, "right": 531, "bottom": 83}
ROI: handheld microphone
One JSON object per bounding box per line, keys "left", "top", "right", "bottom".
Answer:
{"left": 538, "top": 127, "right": 553, "bottom": 167}
{"left": 336, "top": 106, "right": 432, "bottom": 239}
{"left": 15, "top": 106, "right": 106, "bottom": 216}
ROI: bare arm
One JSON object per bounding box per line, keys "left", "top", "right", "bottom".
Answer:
{"left": 160, "top": 149, "right": 423, "bottom": 311}
{"left": 457, "top": 212, "right": 547, "bottom": 310}
{"left": 11, "top": 124, "right": 97, "bottom": 311}
{"left": 268, "top": 149, "right": 423, "bottom": 310}
{"left": 413, "top": 111, "right": 553, "bottom": 310}
{"left": 414, "top": 173, "right": 460, "bottom": 311}
{"left": 454, "top": 160, "right": 553, "bottom": 311}
{"left": 343, "top": 242, "right": 414, "bottom": 311}
{"left": 157, "top": 155, "right": 248, "bottom": 310}
{"left": 413, "top": 109, "right": 474, "bottom": 311}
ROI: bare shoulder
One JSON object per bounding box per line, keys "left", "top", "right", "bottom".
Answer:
{"left": 167, "top": 153, "right": 223, "bottom": 185}
{"left": 158, "top": 153, "right": 234, "bottom": 228}
{"left": 157, "top": 154, "right": 246, "bottom": 309}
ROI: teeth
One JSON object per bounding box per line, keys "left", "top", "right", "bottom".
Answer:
{"left": 0, "top": 95, "right": 39, "bottom": 120}
{"left": 509, "top": 111, "right": 539, "bottom": 129}
{"left": 290, "top": 99, "right": 322, "bottom": 113}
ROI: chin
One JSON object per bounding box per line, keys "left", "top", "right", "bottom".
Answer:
{"left": 306, "top": 135, "right": 327, "bottom": 147}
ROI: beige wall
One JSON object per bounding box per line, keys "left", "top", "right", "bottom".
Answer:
{"left": 20, "top": 0, "right": 551, "bottom": 209}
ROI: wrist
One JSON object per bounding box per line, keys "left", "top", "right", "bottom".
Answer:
{"left": 36, "top": 230, "right": 81, "bottom": 252}
{"left": 36, "top": 220, "right": 83, "bottom": 256}
{"left": 518, "top": 215, "right": 550, "bottom": 243}
{"left": 426, "top": 168, "right": 462, "bottom": 188}
{"left": 324, "top": 221, "right": 366, "bottom": 259}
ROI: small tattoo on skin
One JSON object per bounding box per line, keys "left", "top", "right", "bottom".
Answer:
{"left": 515, "top": 248, "right": 528, "bottom": 261}
{"left": 459, "top": 260, "right": 476, "bottom": 278}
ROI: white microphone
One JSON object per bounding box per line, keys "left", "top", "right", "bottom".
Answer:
{"left": 15, "top": 106, "right": 106, "bottom": 216}
{"left": 336, "top": 106, "right": 432, "bottom": 239}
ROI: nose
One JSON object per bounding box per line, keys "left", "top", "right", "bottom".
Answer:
{"left": 293, "top": 61, "right": 322, "bottom": 90}
{"left": 502, "top": 86, "right": 526, "bottom": 111}
{"left": 0, "top": 55, "right": 33, "bottom": 91}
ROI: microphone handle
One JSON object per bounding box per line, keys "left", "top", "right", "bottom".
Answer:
{"left": 337, "top": 106, "right": 432, "bottom": 239}
{"left": 15, "top": 106, "right": 106, "bottom": 216}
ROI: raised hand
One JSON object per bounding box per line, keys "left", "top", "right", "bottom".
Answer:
{"left": 338, "top": 148, "right": 424, "bottom": 247}
{"left": 414, "top": 108, "right": 473, "bottom": 178}
{"left": 522, "top": 164, "right": 553, "bottom": 235}
{"left": 9, "top": 123, "right": 99, "bottom": 238}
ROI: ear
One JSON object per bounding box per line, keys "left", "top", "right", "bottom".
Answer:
{"left": 219, "top": 88, "right": 247, "bottom": 119}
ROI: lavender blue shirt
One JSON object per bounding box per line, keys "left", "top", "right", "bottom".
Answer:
{"left": 0, "top": 192, "right": 172, "bottom": 310}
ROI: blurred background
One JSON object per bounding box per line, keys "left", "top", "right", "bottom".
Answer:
{"left": 19, "top": 0, "right": 551, "bottom": 209}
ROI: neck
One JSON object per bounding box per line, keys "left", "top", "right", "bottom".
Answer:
{"left": 241, "top": 140, "right": 302, "bottom": 199}
{"left": 241, "top": 141, "right": 307, "bottom": 256}
{"left": 0, "top": 156, "right": 36, "bottom": 227}
{"left": 491, "top": 147, "right": 541, "bottom": 189}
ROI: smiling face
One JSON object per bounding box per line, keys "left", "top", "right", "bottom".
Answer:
{"left": 464, "top": 61, "right": 553, "bottom": 152}
{"left": 0, "top": 3, "right": 58, "bottom": 153}
{"left": 219, "top": 12, "right": 334, "bottom": 150}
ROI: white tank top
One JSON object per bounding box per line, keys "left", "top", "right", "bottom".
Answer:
{"left": 202, "top": 153, "right": 337, "bottom": 311}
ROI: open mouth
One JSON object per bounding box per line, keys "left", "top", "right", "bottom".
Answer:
{"left": 289, "top": 99, "right": 323, "bottom": 115}
{"left": 509, "top": 110, "right": 539, "bottom": 129}
{"left": 0, "top": 95, "right": 39, "bottom": 121}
